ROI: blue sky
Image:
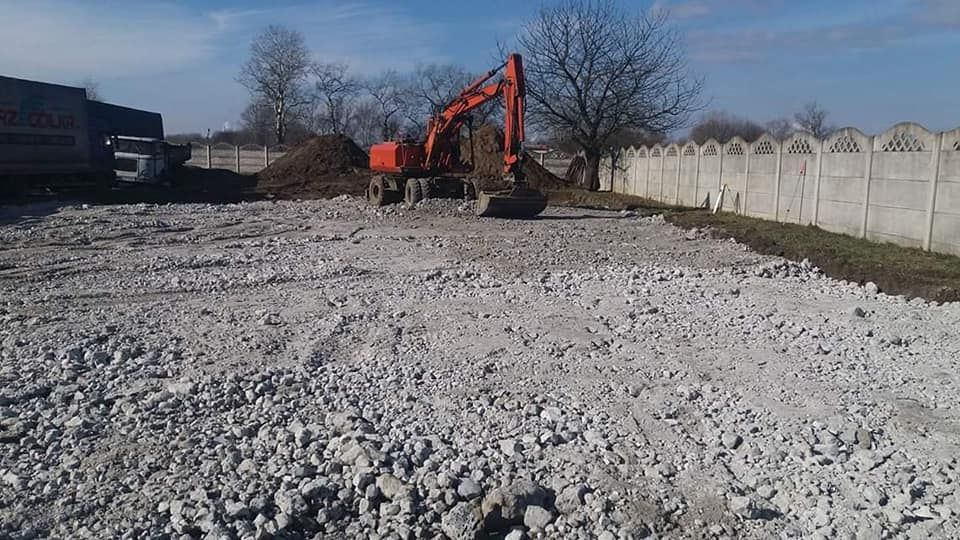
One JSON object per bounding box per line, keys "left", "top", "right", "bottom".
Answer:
{"left": 2, "top": 0, "right": 957, "bottom": 136}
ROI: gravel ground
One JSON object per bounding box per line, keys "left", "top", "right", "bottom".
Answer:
{"left": 0, "top": 197, "right": 958, "bottom": 539}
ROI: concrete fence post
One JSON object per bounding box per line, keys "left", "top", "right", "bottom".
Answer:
{"left": 773, "top": 143, "right": 784, "bottom": 221}
{"left": 675, "top": 151, "right": 682, "bottom": 205}
{"left": 235, "top": 145, "right": 241, "bottom": 174}
{"left": 645, "top": 149, "right": 651, "bottom": 198}
{"left": 923, "top": 133, "right": 944, "bottom": 250}
{"left": 813, "top": 139, "right": 824, "bottom": 226}
{"left": 632, "top": 154, "right": 640, "bottom": 196}
{"left": 658, "top": 151, "right": 665, "bottom": 202}
{"left": 264, "top": 146, "right": 269, "bottom": 168}
{"left": 717, "top": 144, "right": 725, "bottom": 209}
{"left": 694, "top": 147, "right": 702, "bottom": 208}
{"left": 743, "top": 148, "right": 752, "bottom": 216}
{"left": 860, "top": 136, "right": 876, "bottom": 239}
{"left": 205, "top": 145, "right": 212, "bottom": 169}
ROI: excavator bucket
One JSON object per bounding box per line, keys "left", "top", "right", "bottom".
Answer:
{"left": 475, "top": 186, "right": 547, "bottom": 218}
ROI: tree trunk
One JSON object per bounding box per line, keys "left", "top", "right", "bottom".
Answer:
{"left": 583, "top": 150, "right": 601, "bottom": 192}
{"left": 275, "top": 98, "right": 285, "bottom": 145}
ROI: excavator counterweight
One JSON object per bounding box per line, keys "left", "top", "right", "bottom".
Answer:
{"left": 367, "top": 53, "right": 546, "bottom": 219}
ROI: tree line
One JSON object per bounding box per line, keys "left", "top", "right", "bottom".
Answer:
{"left": 227, "top": 25, "right": 497, "bottom": 149}
{"left": 169, "top": 1, "right": 837, "bottom": 190}
{"left": 687, "top": 101, "right": 835, "bottom": 146}
{"left": 212, "top": 1, "right": 705, "bottom": 190}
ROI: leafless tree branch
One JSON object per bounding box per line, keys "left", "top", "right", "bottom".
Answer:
{"left": 516, "top": 0, "right": 703, "bottom": 189}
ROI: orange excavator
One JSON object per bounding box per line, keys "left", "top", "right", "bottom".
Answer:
{"left": 366, "top": 53, "right": 547, "bottom": 218}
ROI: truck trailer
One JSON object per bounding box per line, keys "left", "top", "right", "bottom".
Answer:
{"left": 0, "top": 76, "right": 116, "bottom": 196}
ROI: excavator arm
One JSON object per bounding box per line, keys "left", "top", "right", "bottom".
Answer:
{"left": 423, "top": 54, "right": 526, "bottom": 178}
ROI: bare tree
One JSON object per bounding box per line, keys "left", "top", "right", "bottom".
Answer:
{"left": 241, "top": 99, "right": 275, "bottom": 146}
{"left": 237, "top": 25, "right": 312, "bottom": 144}
{"left": 794, "top": 101, "right": 834, "bottom": 139}
{"left": 312, "top": 62, "right": 360, "bottom": 135}
{"left": 404, "top": 63, "right": 497, "bottom": 136}
{"left": 364, "top": 71, "right": 408, "bottom": 140}
{"left": 78, "top": 77, "right": 103, "bottom": 101}
{"left": 552, "top": 127, "right": 665, "bottom": 154}
{"left": 516, "top": 0, "right": 703, "bottom": 190}
{"left": 346, "top": 98, "right": 382, "bottom": 149}
{"left": 689, "top": 111, "right": 764, "bottom": 144}
{"left": 764, "top": 118, "right": 795, "bottom": 141}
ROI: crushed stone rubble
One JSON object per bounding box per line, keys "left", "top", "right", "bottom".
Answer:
{"left": 0, "top": 197, "right": 958, "bottom": 539}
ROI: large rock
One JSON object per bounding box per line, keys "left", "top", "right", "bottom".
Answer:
{"left": 555, "top": 484, "right": 588, "bottom": 514}
{"left": 523, "top": 505, "right": 556, "bottom": 529}
{"left": 442, "top": 502, "right": 483, "bottom": 540}
{"left": 481, "top": 479, "right": 549, "bottom": 528}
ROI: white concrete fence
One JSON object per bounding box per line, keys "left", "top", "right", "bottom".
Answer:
{"left": 184, "top": 143, "right": 290, "bottom": 174}
{"left": 604, "top": 122, "right": 960, "bottom": 256}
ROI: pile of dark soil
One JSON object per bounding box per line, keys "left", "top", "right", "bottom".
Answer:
{"left": 256, "top": 135, "right": 370, "bottom": 199}
{"left": 462, "top": 125, "right": 575, "bottom": 191}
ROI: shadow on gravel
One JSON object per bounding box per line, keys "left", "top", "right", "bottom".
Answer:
{"left": 0, "top": 168, "right": 265, "bottom": 217}
{"left": 536, "top": 213, "right": 633, "bottom": 221}
{"left": 102, "top": 167, "right": 263, "bottom": 205}
{"left": 0, "top": 202, "right": 63, "bottom": 227}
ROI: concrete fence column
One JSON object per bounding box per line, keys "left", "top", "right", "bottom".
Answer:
{"left": 923, "top": 133, "right": 944, "bottom": 250}
{"left": 717, "top": 144, "right": 725, "bottom": 208}
{"left": 205, "top": 145, "right": 212, "bottom": 169}
{"left": 658, "top": 151, "right": 665, "bottom": 202}
{"left": 743, "top": 148, "right": 752, "bottom": 216}
{"left": 813, "top": 139, "right": 824, "bottom": 226}
{"left": 859, "top": 136, "right": 876, "bottom": 239}
{"left": 694, "top": 147, "right": 702, "bottom": 208}
{"left": 264, "top": 146, "right": 269, "bottom": 168}
{"left": 773, "top": 143, "right": 784, "bottom": 221}
{"left": 645, "top": 149, "right": 651, "bottom": 198}
{"left": 675, "top": 151, "right": 682, "bottom": 205}
{"left": 235, "top": 145, "right": 241, "bottom": 174}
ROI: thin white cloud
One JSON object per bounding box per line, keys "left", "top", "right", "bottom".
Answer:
{"left": 209, "top": 1, "right": 451, "bottom": 73}
{"left": 687, "top": 0, "right": 960, "bottom": 64}
{"left": 0, "top": 1, "right": 222, "bottom": 83}
{"left": 652, "top": 0, "right": 712, "bottom": 19}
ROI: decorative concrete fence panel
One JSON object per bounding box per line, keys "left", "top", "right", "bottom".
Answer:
{"left": 609, "top": 122, "right": 960, "bottom": 256}
{"left": 817, "top": 128, "right": 871, "bottom": 238}
{"left": 697, "top": 140, "right": 722, "bottom": 207}
{"left": 633, "top": 148, "right": 648, "bottom": 198}
{"left": 866, "top": 123, "right": 935, "bottom": 247}
{"left": 678, "top": 143, "right": 699, "bottom": 206}
{"left": 745, "top": 135, "right": 779, "bottom": 221}
{"left": 184, "top": 143, "right": 289, "bottom": 173}
{"left": 933, "top": 129, "right": 960, "bottom": 254}
{"left": 660, "top": 145, "right": 680, "bottom": 203}
{"left": 778, "top": 133, "right": 818, "bottom": 225}
{"left": 624, "top": 148, "right": 639, "bottom": 195}
{"left": 210, "top": 143, "right": 237, "bottom": 171}
{"left": 720, "top": 139, "right": 748, "bottom": 213}
{"left": 647, "top": 146, "right": 664, "bottom": 200}
{"left": 598, "top": 154, "right": 613, "bottom": 192}
{"left": 614, "top": 148, "right": 633, "bottom": 193}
